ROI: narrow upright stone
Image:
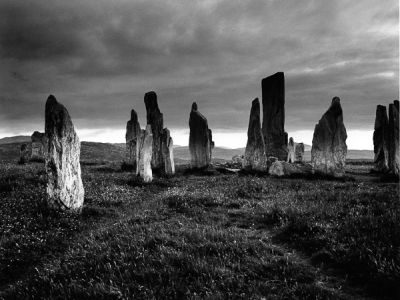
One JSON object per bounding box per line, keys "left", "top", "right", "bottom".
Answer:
{"left": 19, "top": 144, "right": 30, "bottom": 164}
{"left": 125, "top": 109, "right": 141, "bottom": 171}
{"left": 262, "top": 72, "right": 288, "bottom": 160}
{"left": 144, "top": 91, "right": 163, "bottom": 170}
{"left": 189, "top": 102, "right": 214, "bottom": 168}
{"left": 137, "top": 125, "right": 153, "bottom": 182}
{"left": 287, "top": 137, "right": 295, "bottom": 163}
{"left": 161, "top": 128, "right": 175, "bottom": 175}
{"left": 243, "top": 98, "right": 266, "bottom": 171}
{"left": 388, "top": 100, "right": 399, "bottom": 175}
{"left": 311, "top": 97, "right": 347, "bottom": 177}
{"left": 373, "top": 105, "right": 389, "bottom": 172}
{"left": 44, "top": 95, "right": 84, "bottom": 211}
{"left": 295, "top": 143, "right": 305, "bottom": 162}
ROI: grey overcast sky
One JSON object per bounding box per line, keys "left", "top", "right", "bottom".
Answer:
{"left": 0, "top": 0, "right": 398, "bottom": 149}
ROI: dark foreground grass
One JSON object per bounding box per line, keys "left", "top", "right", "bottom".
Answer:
{"left": 0, "top": 162, "right": 398, "bottom": 299}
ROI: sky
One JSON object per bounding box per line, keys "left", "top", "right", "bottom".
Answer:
{"left": 0, "top": 0, "right": 398, "bottom": 149}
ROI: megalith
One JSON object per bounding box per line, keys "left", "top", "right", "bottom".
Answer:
{"left": 19, "top": 144, "right": 31, "bottom": 164}
{"left": 161, "top": 128, "right": 175, "bottom": 175}
{"left": 243, "top": 98, "right": 267, "bottom": 171}
{"left": 287, "top": 137, "right": 295, "bottom": 163}
{"left": 31, "top": 131, "right": 46, "bottom": 161}
{"left": 189, "top": 102, "right": 214, "bottom": 168}
{"left": 44, "top": 95, "right": 84, "bottom": 211}
{"left": 388, "top": 100, "right": 399, "bottom": 175}
{"left": 144, "top": 91, "right": 164, "bottom": 170}
{"left": 261, "top": 72, "right": 288, "bottom": 160}
{"left": 125, "top": 109, "right": 141, "bottom": 170}
{"left": 137, "top": 125, "right": 153, "bottom": 182}
{"left": 373, "top": 105, "right": 389, "bottom": 172}
{"left": 311, "top": 97, "right": 347, "bottom": 176}
{"left": 295, "top": 143, "right": 305, "bottom": 162}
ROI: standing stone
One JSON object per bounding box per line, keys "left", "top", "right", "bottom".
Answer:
{"left": 295, "top": 143, "right": 305, "bottom": 162}
{"left": 144, "top": 91, "right": 164, "bottom": 170}
{"left": 137, "top": 125, "right": 153, "bottom": 182}
{"left": 311, "top": 97, "right": 347, "bottom": 177}
{"left": 243, "top": 98, "right": 267, "bottom": 171}
{"left": 19, "top": 144, "right": 31, "bottom": 164}
{"left": 44, "top": 95, "right": 84, "bottom": 211}
{"left": 262, "top": 72, "right": 288, "bottom": 160}
{"left": 287, "top": 137, "right": 295, "bottom": 163}
{"left": 161, "top": 128, "right": 175, "bottom": 175}
{"left": 31, "top": 131, "right": 46, "bottom": 161}
{"left": 125, "top": 109, "right": 141, "bottom": 170}
{"left": 373, "top": 105, "right": 389, "bottom": 172}
{"left": 388, "top": 100, "right": 399, "bottom": 175}
{"left": 189, "top": 102, "right": 214, "bottom": 168}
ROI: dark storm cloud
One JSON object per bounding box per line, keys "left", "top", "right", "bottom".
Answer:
{"left": 0, "top": 0, "right": 398, "bottom": 147}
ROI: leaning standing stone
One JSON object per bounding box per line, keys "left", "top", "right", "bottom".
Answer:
{"left": 45, "top": 95, "right": 84, "bottom": 211}
{"left": 243, "top": 98, "right": 267, "bottom": 171}
{"left": 286, "top": 137, "right": 295, "bottom": 163}
{"left": 388, "top": 100, "right": 399, "bottom": 175}
{"left": 311, "top": 97, "right": 347, "bottom": 177}
{"left": 137, "top": 125, "right": 153, "bottom": 182}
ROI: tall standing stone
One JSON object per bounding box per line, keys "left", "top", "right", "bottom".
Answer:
{"left": 287, "top": 137, "right": 295, "bottom": 163}
{"left": 373, "top": 105, "right": 389, "bottom": 172}
{"left": 161, "top": 128, "right": 175, "bottom": 175}
{"left": 295, "top": 143, "right": 305, "bottom": 162}
{"left": 388, "top": 100, "right": 399, "bottom": 175}
{"left": 144, "top": 91, "right": 163, "bottom": 170}
{"left": 311, "top": 97, "right": 347, "bottom": 177}
{"left": 44, "top": 95, "right": 84, "bottom": 211}
{"left": 243, "top": 98, "right": 266, "bottom": 170}
{"left": 137, "top": 125, "right": 153, "bottom": 182}
{"left": 125, "top": 109, "right": 141, "bottom": 170}
{"left": 31, "top": 131, "right": 46, "bottom": 161}
{"left": 189, "top": 102, "right": 214, "bottom": 168}
{"left": 262, "top": 72, "right": 288, "bottom": 160}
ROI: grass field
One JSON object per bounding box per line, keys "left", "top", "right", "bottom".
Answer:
{"left": 0, "top": 161, "right": 398, "bottom": 299}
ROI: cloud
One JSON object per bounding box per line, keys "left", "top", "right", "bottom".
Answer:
{"left": 0, "top": 0, "right": 398, "bottom": 149}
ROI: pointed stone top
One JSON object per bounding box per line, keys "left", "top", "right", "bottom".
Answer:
{"left": 262, "top": 72, "right": 284, "bottom": 82}
{"left": 191, "top": 102, "right": 198, "bottom": 111}
{"left": 332, "top": 96, "right": 340, "bottom": 105}
{"left": 289, "top": 137, "right": 294, "bottom": 144}
{"left": 252, "top": 98, "right": 260, "bottom": 106}
{"left": 130, "top": 109, "right": 138, "bottom": 121}
{"left": 46, "top": 94, "right": 57, "bottom": 105}
{"left": 327, "top": 97, "right": 343, "bottom": 117}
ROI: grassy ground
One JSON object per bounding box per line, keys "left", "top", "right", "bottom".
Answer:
{"left": 0, "top": 161, "right": 398, "bottom": 299}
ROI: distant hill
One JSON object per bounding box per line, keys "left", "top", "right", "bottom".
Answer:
{"left": 0, "top": 137, "right": 373, "bottom": 163}
{"left": 0, "top": 135, "right": 31, "bottom": 145}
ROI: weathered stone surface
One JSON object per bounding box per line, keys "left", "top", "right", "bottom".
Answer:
{"left": 269, "top": 161, "right": 312, "bottom": 177}
{"left": 189, "top": 102, "right": 214, "bottom": 168}
{"left": 311, "top": 97, "right": 347, "bottom": 177}
{"left": 373, "top": 105, "right": 389, "bottom": 172}
{"left": 262, "top": 72, "right": 288, "bottom": 160}
{"left": 287, "top": 137, "right": 295, "bottom": 163}
{"left": 388, "top": 100, "right": 399, "bottom": 175}
{"left": 44, "top": 95, "right": 84, "bottom": 211}
{"left": 137, "top": 125, "right": 153, "bottom": 182}
{"left": 243, "top": 98, "right": 267, "bottom": 171}
{"left": 144, "top": 91, "right": 164, "bottom": 170}
{"left": 232, "top": 155, "right": 244, "bottom": 164}
{"left": 295, "top": 143, "right": 305, "bottom": 162}
{"left": 125, "top": 109, "right": 141, "bottom": 171}
{"left": 31, "top": 131, "right": 46, "bottom": 161}
{"left": 19, "top": 143, "right": 31, "bottom": 164}
{"left": 161, "top": 128, "right": 175, "bottom": 175}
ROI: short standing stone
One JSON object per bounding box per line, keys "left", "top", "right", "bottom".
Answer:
{"left": 144, "top": 91, "right": 164, "bottom": 170}
{"left": 243, "top": 98, "right": 267, "bottom": 171}
{"left": 19, "top": 144, "right": 30, "bottom": 164}
{"left": 137, "top": 125, "right": 153, "bottom": 182}
{"left": 373, "top": 105, "right": 389, "bottom": 172}
{"left": 125, "top": 109, "right": 141, "bottom": 171}
{"left": 295, "top": 143, "right": 305, "bottom": 162}
{"left": 311, "top": 97, "right": 347, "bottom": 177}
{"left": 189, "top": 102, "right": 214, "bottom": 168}
{"left": 262, "top": 72, "right": 288, "bottom": 160}
{"left": 286, "top": 137, "right": 295, "bottom": 163}
{"left": 45, "top": 95, "right": 84, "bottom": 211}
{"left": 31, "top": 131, "right": 46, "bottom": 161}
{"left": 161, "top": 128, "right": 175, "bottom": 175}
{"left": 269, "top": 161, "right": 312, "bottom": 177}
{"left": 388, "top": 100, "right": 399, "bottom": 175}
